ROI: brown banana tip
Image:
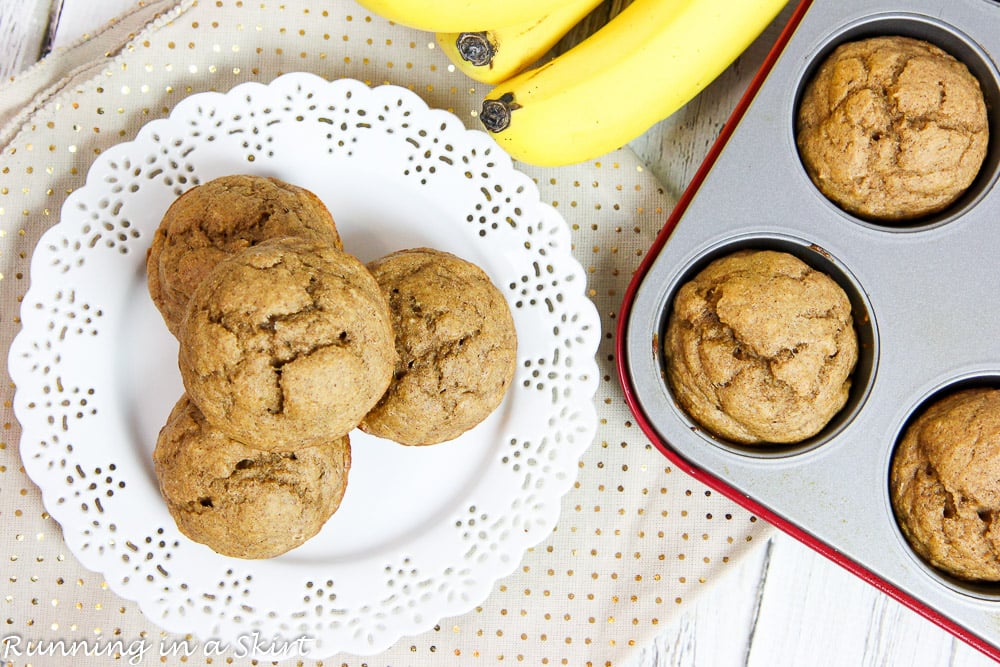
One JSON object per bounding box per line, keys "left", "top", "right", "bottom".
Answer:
{"left": 481, "top": 93, "right": 517, "bottom": 133}
{"left": 456, "top": 32, "right": 495, "bottom": 67}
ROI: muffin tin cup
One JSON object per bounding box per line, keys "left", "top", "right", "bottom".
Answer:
{"left": 793, "top": 11, "right": 1000, "bottom": 231}
{"left": 657, "top": 233, "right": 879, "bottom": 459}
{"left": 888, "top": 374, "right": 1000, "bottom": 603}
{"left": 617, "top": 0, "right": 1000, "bottom": 660}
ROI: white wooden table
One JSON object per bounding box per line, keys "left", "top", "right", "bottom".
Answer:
{"left": 1, "top": 2, "right": 996, "bottom": 665}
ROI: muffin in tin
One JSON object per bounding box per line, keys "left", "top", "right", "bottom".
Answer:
{"left": 797, "top": 35, "right": 989, "bottom": 222}
{"left": 663, "top": 249, "right": 858, "bottom": 445}
{"left": 890, "top": 387, "right": 1000, "bottom": 582}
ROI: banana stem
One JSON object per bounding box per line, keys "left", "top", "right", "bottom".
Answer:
{"left": 456, "top": 32, "right": 496, "bottom": 67}
{"left": 481, "top": 93, "right": 519, "bottom": 133}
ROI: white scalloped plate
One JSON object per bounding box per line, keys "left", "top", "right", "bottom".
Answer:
{"left": 8, "top": 73, "right": 600, "bottom": 658}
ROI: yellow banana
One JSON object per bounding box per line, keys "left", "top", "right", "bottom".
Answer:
{"left": 354, "top": 0, "right": 564, "bottom": 33}
{"left": 435, "top": 0, "right": 605, "bottom": 85}
{"left": 480, "top": 0, "right": 789, "bottom": 166}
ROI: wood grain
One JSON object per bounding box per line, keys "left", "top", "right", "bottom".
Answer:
{"left": 0, "top": 0, "right": 54, "bottom": 80}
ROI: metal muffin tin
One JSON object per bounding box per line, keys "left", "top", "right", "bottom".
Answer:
{"left": 617, "top": 0, "right": 1000, "bottom": 659}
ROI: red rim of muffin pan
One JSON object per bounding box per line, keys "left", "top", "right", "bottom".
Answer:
{"left": 615, "top": 0, "right": 1000, "bottom": 662}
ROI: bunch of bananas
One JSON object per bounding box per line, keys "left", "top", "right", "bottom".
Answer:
{"left": 354, "top": 0, "right": 790, "bottom": 167}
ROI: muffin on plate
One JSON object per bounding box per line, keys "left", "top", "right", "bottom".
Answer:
{"left": 146, "top": 174, "right": 342, "bottom": 335}
{"left": 153, "top": 395, "right": 351, "bottom": 560}
{"left": 359, "top": 248, "right": 517, "bottom": 446}
{"left": 663, "top": 249, "right": 858, "bottom": 445}
{"left": 178, "top": 236, "right": 395, "bottom": 450}
{"left": 796, "top": 35, "right": 989, "bottom": 221}
{"left": 890, "top": 387, "right": 1000, "bottom": 581}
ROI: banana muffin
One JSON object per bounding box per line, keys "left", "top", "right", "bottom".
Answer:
{"left": 146, "top": 174, "right": 342, "bottom": 335}
{"left": 178, "top": 236, "right": 395, "bottom": 450}
{"left": 796, "top": 35, "right": 989, "bottom": 221}
{"left": 663, "top": 249, "right": 858, "bottom": 445}
{"left": 359, "top": 248, "right": 517, "bottom": 446}
{"left": 890, "top": 387, "right": 1000, "bottom": 581}
{"left": 153, "top": 395, "right": 351, "bottom": 559}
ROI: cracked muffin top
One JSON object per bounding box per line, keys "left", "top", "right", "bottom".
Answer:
{"left": 663, "top": 249, "right": 858, "bottom": 445}
{"left": 890, "top": 387, "right": 1000, "bottom": 581}
{"left": 796, "top": 35, "right": 989, "bottom": 222}
{"left": 358, "top": 247, "right": 517, "bottom": 446}
{"left": 153, "top": 394, "right": 351, "bottom": 559}
{"left": 178, "top": 236, "right": 395, "bottom": 450}
{"left": 147, "top": 174, "right": 342, "bottom": 336}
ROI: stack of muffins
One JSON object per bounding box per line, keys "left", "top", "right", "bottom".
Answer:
{"left": 146, "top": 174, "right": 517, "bottom": 559}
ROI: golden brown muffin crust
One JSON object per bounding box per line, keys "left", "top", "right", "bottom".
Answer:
{"left": 796, "top": 36, "right": 989, "bottom": 221}
{"left": 359, "top": 248, "right": 517, "bottom": 446}
{"left": 146, "top": 174, "right": 342, "bottom": 336}
{"left": 663, "top": 249, "right": 858, "bottom": 445}
{"left": 890, "top": 387, "right": 1000, "bottom": 581}
{"left": 178, "top": 236, "right": 395, "bottom": 450}
{"left": 153, "top": 395, "right": 351, "bottom": 559}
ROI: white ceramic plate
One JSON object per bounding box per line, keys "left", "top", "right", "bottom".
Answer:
{"left": 8, "top": 73, "right": 600, "bottom": 658}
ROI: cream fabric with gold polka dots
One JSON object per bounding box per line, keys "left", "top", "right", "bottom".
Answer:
{"left": 0, "top": 0, "right": 773, "bottom": 664}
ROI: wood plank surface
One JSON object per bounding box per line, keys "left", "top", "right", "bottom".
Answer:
{"left": 0, "top": 0, "right": 56, "bottom": 80}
